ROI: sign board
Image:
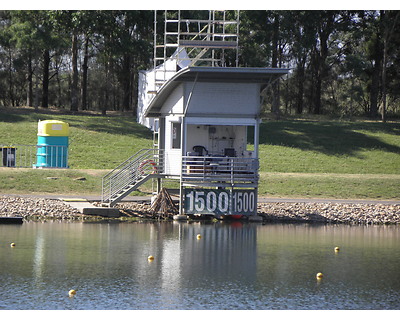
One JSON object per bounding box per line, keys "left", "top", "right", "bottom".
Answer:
{"left": 184, "top": 188, "right": 257, "bottom": 215}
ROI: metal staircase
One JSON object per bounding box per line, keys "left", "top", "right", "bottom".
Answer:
{"left": 101, "top": 149, "right": 164, "bottom": 207}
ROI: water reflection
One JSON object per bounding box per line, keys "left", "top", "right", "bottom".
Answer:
{"left": 0, "top": 221, "right": 399, "bottom": 310}
{"left": 178, "top": 221, "right": 257, "bottom": 277}
{"left": 255, "top": 224, "right": 400, "bottom": 309}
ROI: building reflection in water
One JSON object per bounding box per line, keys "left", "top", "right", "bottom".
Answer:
{"left": 156, "top": 221, "right": 258, "bottom": 299}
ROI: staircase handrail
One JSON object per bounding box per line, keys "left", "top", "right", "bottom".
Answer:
{"left": 102, "top": 148, "right": 163, "bottom": 204}
{"left": 102, "top": 148, "right": 156, "bottom": 179}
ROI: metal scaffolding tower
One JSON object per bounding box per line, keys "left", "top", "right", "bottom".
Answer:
{"left": 153, "top": 10, "right": 240, "bottom": 90}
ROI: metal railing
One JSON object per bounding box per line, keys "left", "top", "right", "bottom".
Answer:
{"left": 102, "top": 149, "right": 164, "bottom": 204}
{"left": 182, "top": 156, "right": 259, "bottom": 186}
{"left": 0, "top": 144, "right": 68, "bottom": 168}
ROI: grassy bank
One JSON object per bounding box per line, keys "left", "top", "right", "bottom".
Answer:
{"left": 258, "top": 120, "right": 400, "bottom": 174}
{"left": 0, "top": 107, "right": 399, "bottom": 199}
{"left": 260, "top": 172, "right": 400, "bottom": 200}
{"left": 0, "top": 168, "right": 106, "bottom": 196}
{"left": 0, "top": 107, "right": 153, "bottom": 169}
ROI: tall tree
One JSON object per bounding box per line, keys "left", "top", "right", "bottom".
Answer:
{"left": 41, "top": 48, "right": 50, "bottom": 108}
{"left": 11, "top": 11, "right": 59, "bottom": 109}
{"left": 271, "top": 12, "right": 281, "bottom": 118}
{"left": 2, "top": 10, "right": 400, "bottom": 118}
{"left": 7, "top": 12, "right": 34, "bottom": 107}
{"left": 37, "top": 12, "right": 56, "bottom": 109}
{"left": 0, "top": 11, "right": 14, "bottom": 107}
{"left": 380, "top": 10, "right": 400, "bottom": 122}
{"left": 50, "top": 10, "right": 82, "bottom": 112}
{"left": 367, "top": 11, "right": 384, "bottom": 118}
{"left": 94, "top": 10, "right": 152, "bottom": 114}
{"left": 310, "top": 11, "right": 336, "bottom": 114}
{"left": 285, "top": 11, "right": 316, "bottom": 114}
{"left": 81, "top": 34, "right": 90, "bottom": 110}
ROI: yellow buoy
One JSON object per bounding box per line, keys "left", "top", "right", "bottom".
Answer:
{"left": 316, "top": 272, "right": 324, "bottom": 279}
{"left": 334, "top": 246, "right": 340, "bottom": 252}
{"left": 68, "top": 289, "right": 76, "bottom": 297}
{"left": 196, "top": 234, "right": 202, "bottom": 240}
{"left": 148, "top": 255, "right": 154, "bottom": 261}
{"left": 10, "top": 243, "right": 16, "bottom": 247}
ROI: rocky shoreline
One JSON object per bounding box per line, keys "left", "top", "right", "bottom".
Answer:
{"left": 1, "top": 195, "right": 400, "bottom": 224}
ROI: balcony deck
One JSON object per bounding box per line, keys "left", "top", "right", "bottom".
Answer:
{"left": 181, "top": 156, "right": 259, "bottom": 188}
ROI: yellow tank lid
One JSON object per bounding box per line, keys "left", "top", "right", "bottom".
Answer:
{"left": 37, "top": 120, "right": 69, "bottom": 136}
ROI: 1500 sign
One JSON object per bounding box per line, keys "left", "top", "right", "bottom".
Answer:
{"left": 184, "top": 188, "right": 257, "bottom": 215}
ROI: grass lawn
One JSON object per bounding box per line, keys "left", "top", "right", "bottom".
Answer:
{"left": 0, "top": 108, "right": 153, "bottom": 169}
{"left": 260, "top": 172, "right": 400, "bottom": 200}
{"left": 1, "top": 107, "right": 399, "bottom": 200}
{"left": 0, "top": 168, "right": 106, "bottom": 195}
{"left": 258, "top": 120, "right": 400, "bottom": 174}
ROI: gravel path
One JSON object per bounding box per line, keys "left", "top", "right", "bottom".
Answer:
{"left": 1, "top": 195, "right": 399, "bottom": 224}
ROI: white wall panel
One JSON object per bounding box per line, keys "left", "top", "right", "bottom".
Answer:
{"left": 185, "top": 82, "right": 260, "bottom": 116}
{"left": 160, "top": 84, "right": 184, "bottom": 115}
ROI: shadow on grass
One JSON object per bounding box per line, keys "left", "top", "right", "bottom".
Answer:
{"left": 80, "top": 118, "right": 152, "bottom": 139}
{"left": 258, "top": 120, "right": 400, "bottom": 157}
{"left": 0, "top": 112, "right": 26, "bottom": 123}
{"left": 0, "top": 109, "right": 153, "bottom": 140}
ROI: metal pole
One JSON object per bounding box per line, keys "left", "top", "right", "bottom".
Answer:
{"left": 154, "top": 10, "right": 157, "bottom": 70}
{"left": 179, "top": 116, "right": 186, "bottom": 215}
{"left": 236, "top": 10, "right": 240, "bottom": 67}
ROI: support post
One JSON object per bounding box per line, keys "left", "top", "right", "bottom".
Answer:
{"left": 179, "top": 116, "right": 186, "bottom": 215}
{"left": 254, "top": 119, "right": 260, "bottom": 159}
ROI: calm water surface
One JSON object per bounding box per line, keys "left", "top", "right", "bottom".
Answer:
{"left": 0, "top": 221, "right": 399, "bottom": 310}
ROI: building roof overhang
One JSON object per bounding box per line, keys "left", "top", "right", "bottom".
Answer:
{"left": 144, "top": 66, "right": 290, "bottom": 118}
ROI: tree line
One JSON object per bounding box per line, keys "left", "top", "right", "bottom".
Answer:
{"left": 0, "top": 10, "right": 399, "bottom": 120}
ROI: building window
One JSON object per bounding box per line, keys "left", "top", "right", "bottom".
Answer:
{"left": 172, "top": 122, "right": 181, "bottom": 149}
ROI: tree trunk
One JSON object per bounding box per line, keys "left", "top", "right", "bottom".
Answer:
{"left": 81, "top": 35, "right": 89, "bottom": 110}
{"left": 7, "top": 48, "right": 15, "bottom": 107}
{"left": 370, "top": 62, "right": 381, "bottom": 118}
{"left": 295, "top": 60, "right": 306, "bottom": 114}
{"left": 314, "top": 74, "right": 322, "bottom": 114}
{"left": 310, "top": 49, "right": 319, "bottom": 114}
{"left": 41, "top": 49, "right": 50, "bottom": 109}
{"left": 131, "top": 64, "right": 138, "bottom": 117}
{"left": 27, "top": 54, "right": 33, "bottom": 107}
{"left": 369, "top": 45, "right": 382, "bottom": 118}
{"left": 370, "top": 12, "right": 384, "bottom": 118}
{"left": 71, "top": 33, "right": 79, "bottom": 112}
{"left": 382, "top": 32, "right": 387, "bottom": 123}
{"left": 54, "top": 57, "right": 63, "bottom": 108}
{"left": 102, "top": 59, "right": 109, "bottom": 116}
{"left": 312, "top": 13, "right": 334, "bottom": 115}
{"left": 122, "top": 54, "right": 131, "bottom": 111}
{"left": 34, "top": 58, "right": 40, "bottom": 111}
{"left": 313, "top": 36, "right": 328, "bottom": 115}
{"left": 271, "top": 13, "right": 281, "bottom": 118}
{"left": 380, "top": 10, "right": 399, "bottom": 122}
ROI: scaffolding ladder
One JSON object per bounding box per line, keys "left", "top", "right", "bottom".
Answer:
{"left": 153, "top": 10, "right": 240, "bottom": 90}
